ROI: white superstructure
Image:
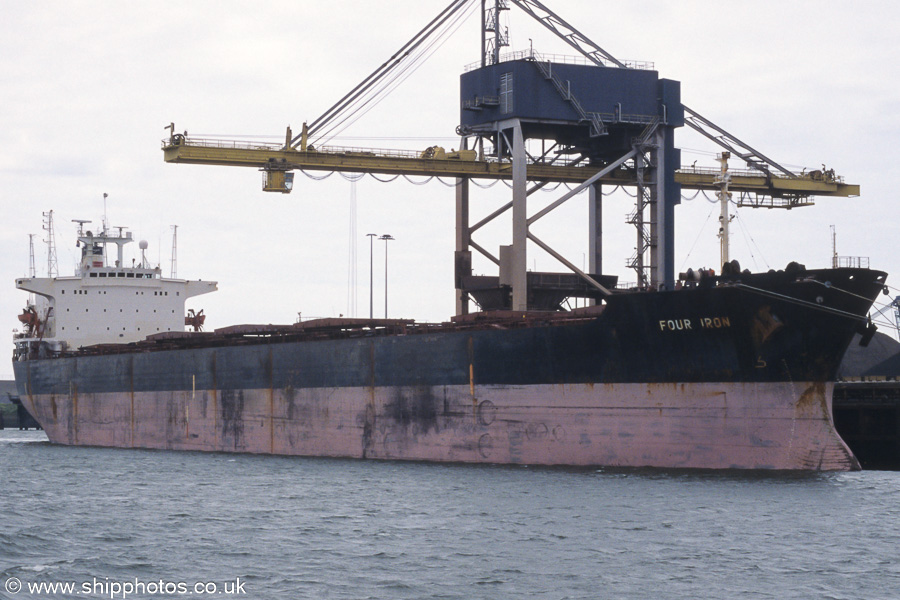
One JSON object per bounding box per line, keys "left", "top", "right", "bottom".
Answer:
{"left": 14, "top": 220, "right": 216, "bottom": 357}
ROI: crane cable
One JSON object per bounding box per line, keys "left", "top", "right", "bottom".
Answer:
{"left": 305, "top": 0, "right": 476, "bottom": 147}
{"left": 733, "top": 211, "right": 769, "bottom": 271}
{"left": 304, "top": 0, "right": 470, "bottom": 138}
{"left": 679, "top": 206, "right": 716, "bottom": 272}
{"left": 313, "top": 3, "right": 478, "bottom": 146}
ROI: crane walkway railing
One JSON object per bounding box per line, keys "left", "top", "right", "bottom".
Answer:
{"left": 164, "top": 137, "right": 425, "bottom": 160}
{"left": 162, "top": 136, "right": 585, "bottom": 167}
{"left": 464, "top": 49, "right": 654, "bottom": 72}
{"left": 679, "top": 165, "right": 845, "bottom": 185}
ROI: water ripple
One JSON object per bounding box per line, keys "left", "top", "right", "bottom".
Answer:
{"left": 2, "top": 430, "right": 899, "bottom": 599}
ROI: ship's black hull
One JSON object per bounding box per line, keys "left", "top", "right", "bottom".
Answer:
{"left": 14, "top": 268, "right": 886, "bottom": 470}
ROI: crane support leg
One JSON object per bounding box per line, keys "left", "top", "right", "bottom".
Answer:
{"left": 649, "top": 127, "right": 680, "bottom": 290}
{"left": 510, "top": 120, "right": 528, "bottom": 311}
{"left": 589, "top": 181, "right": 602, "bottom": 302}
{"left": 494, "top": 120, "right": 530, "bottom": 310}
{"left": 649, "top": 139, "right": 663, "bottom": 289}
{"left": 455, "top": 164, "right": 471, "bottom": 315}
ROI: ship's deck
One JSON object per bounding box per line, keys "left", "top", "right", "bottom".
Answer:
{"left": 70, "top": 305, "right": 608, "bottom": 356}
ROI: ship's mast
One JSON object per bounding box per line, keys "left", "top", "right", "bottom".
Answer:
{"left": 716, "top": 152, "right": 733, "bottom": 269}
{"left": 27, "top": 233, "right": 36, "bottom": 306}
{"left": 42, "top": 210, "right": 58, "bottom": 278}
{"left": 170, "top": 224, "right": 178, "bottom": 278}
{"left": 27, "top": 234, "right": 36, "bottom": 278}
{"left": 102, "top": 192, "right": 109, "bottom": 265}
{"left": 102, "top": 192, "right": 109, "bottom": 234}
{"left": 831, "top": 224, "right": 838, "bottom": 268}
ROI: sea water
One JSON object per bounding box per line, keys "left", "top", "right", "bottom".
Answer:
{"left": 1, "top": 429, "right": 898, "bottom": 600}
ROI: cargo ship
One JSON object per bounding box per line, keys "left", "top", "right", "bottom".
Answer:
{"left": 11, "top": 218, "right": 887, "bottom": 470}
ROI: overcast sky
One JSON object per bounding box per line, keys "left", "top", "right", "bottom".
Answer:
{"left": 2, "top": 1, "right": 899, "bottom": 379}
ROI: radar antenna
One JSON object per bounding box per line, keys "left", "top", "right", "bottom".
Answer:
{"left": 71, "top": 219, "right": 92, "bottom": 237}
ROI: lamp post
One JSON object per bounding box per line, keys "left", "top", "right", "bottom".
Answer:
{"left": 366, "top": 233, "right": 377, "bottom": 319}
{"left": 379, "top": 234, "right": 395, "bottom": 318}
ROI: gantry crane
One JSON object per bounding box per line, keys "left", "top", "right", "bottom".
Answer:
{"left": 162, "top": 0, "right": 860, "bottom": 314}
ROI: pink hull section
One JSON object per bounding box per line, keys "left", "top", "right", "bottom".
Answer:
{"left": 23, "top": 381, "right": 859, "bottom": 471}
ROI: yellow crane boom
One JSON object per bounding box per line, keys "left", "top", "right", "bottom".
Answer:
{"left": 161, "top": 133, "right": 858, "bottom": 206}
